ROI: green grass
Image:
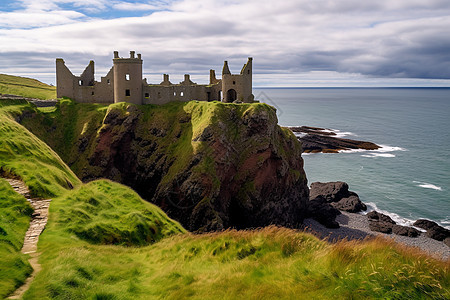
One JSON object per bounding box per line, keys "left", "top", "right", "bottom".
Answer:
{"left": 24, "top": 226, "right": 449, "bottom": 299}
{"left": 0, "top": 99, "right": 81, "bottom": 197}
{"left": 0, "top": 74, "right": 56, "bottom": 100}
{"left": 54, "top": 179, "right": 185, "bottom": 246}
{"left": 0, "top": 178, "right": 33, "bottom": 298}
{"left": 0, "top": 98, "right": 188, "bottom": 298}
{"left": 0, "top": 88, "right": 448, "bottom": 299}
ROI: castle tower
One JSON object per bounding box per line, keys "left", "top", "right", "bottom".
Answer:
{"left": 113, "top": 51, "right": 143, "bottom": 104}
{"left": 221, "top": 58, "right": 253, "bottom": 103}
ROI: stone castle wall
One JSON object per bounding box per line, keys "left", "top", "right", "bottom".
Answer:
{"left": 56, "top": 51, "right": 253, "bottom": 105}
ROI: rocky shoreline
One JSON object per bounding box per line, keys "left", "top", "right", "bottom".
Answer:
{"left": 305, "top": 181, "right": 449, "bottom": 260}
{"left": 288, "top": 126, "right": 380, "bottom": 153}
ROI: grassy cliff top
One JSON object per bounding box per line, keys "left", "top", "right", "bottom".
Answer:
{"left": 0, "top": 74, "right": 56, "bottom": 100}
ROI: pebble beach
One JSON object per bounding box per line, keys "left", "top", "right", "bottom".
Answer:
{"left": 304, "top": 211, "right": 449, "bottom": 261}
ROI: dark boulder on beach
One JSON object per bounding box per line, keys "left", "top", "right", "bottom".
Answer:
{"left": 307, "top": 195, "right": 341, "bottom": 228}
{"left": 426, "top": 227, "right": 450, "bottom": 241}
{"left": 413, "top": 219, "right": 439, "bottom": 231}
{"left": 413, "top": 219, "right": 450, "bottom": 241}
{"left": 444, "top": 237, "right": 450, "bottom": 247}
{"left": 310, "top": 181, "right": 350, "bottom": 203}
{"left": 309, "top": 181, "right": 367, "bottom": 213}
{"left": 392, "top": 225, "right": 420, "bottom": 237}
{"left": 367, "top": 211, "right": 396, "bottom": 224}
{"left": 367, "top": 211, "right": 397, "bottom": 235}
{"left": 368, "top": 220, "right": 393, "bottom": 234}
{"left": 332, "top": 195, "right": 367, "bottom": 213}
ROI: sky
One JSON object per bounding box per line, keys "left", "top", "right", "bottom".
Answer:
{"left": 0, "top": 0, "right": 450, "bottom": 87}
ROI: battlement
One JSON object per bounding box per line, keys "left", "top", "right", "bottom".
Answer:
{"left": 56, "top": 51, "right": 253, "bottom": 105}
{"left": 113, "top": 51, "right": 143, "bottom": 64}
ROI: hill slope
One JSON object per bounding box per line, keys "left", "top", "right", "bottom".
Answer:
{"left": 0, "top": 74, "right": 56, "bottom": 100}
{"left": 0, "top": 98, "right": 186, "bottom": 298}
{"left": 25, "top": 225, "right": 450, "bottom": 299}
{"left": 0, "top": 83, "right": 448, "bottom": 299}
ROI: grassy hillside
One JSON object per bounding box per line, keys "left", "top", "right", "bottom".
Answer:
{"left": 0, "top": 74, "right": 56, "bottom": 100}
{"left": 53, "top": 179, "right": 186, "bottom": 246}
{"left": 0, "top": 95, "right": 448, "bottom": 299}
{"left": 0, "top": 179, "right": 33, "bottom": 299}
{"left": 0, "top": 99, "right": 81, "bottom": 197}
{"left": 0, "top": 99, "right": 186, "bottom": 298}
{"left": 25, "top": 226, "right": 449, "bottom": 299}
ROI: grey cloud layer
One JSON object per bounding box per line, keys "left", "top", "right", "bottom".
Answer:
{"left": 1, "top": 0, "right": 450, "bottom": 84}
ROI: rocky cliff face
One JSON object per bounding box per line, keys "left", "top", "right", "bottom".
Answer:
{"left": 21, "top": 100, "right": 309, "bottom": 232}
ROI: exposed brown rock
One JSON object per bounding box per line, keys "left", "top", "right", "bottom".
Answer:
{"left": 307, "top": 196, "right": 341, "bottom": 228}
{"left": 310, "top": 181, "right": 366, "bottom": 213}
{"left": 309, "top": 181, "right": 350, "bottom": 203}
{"left": 332, "top": 195, "right": 367, "bottom": 213}
{"left": 368, "top": 220, "right": 393, "bottom": 234}
{"left": 413, "top": 219, "right": 450, "bottom": 241}
{"left": 367, "top": 211, "right": 396, "bottom": 224}
{"left": 43, "top": 102, "right": 309, "bottom": 232}
{"left": 392, "top": 225, "right": 420, "bottom": 237}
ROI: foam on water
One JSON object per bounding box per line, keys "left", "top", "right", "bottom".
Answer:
{"left": 361, "top": 153, "right": 396, "bottom": 158}
{"left": 363, "top": 202, "right": 450, "bottom": 230}
{"left": 363, "top": 202, "right": 419, "bottom": 228}
{"left": 413, "top": 181, "right": 443, "bottom": 191}
{"left": 339, "top": 144, "right": 406, "bottom": 158}
{"left": 321, "top": 128, "right": 355, "bottom": 138}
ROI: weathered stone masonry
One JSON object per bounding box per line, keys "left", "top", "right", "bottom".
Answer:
{"left": 56, "top": 51, "right": 254, "bottom": 105}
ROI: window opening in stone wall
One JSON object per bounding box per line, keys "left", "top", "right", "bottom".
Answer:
{"left": 233, "top": 81, "right": 236, "bottom": 85}
{"left": 107, "top": 79, "right": 110, "bottom": 85}
{"left": 180, "top": 92, "right": 184, "bottom": 97}
{"left": 92, "top": 91, "right": 94, "bottom": 95}
{"left": 145, "top": 93, "right": 149, "bottom": 98}
{"left": 174, "top": 92, "right": 176, "bottom": 96}
{"left": 248, "top": 70, "right": 250, "bottom": 74}
{"left": 126, "top": 74, "right": 130, "bottom": 81}
{"left": 79, "top": 80, "right": 83, "bottom": 86}
{"left": 126, "top": 89, "right": 130, "bottom": 96}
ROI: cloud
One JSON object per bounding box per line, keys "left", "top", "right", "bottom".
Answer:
{"left": 1, "top": 0, "right": 450, "bottom": 85}
{"left": 112, "top": 1, "right": 170, "bottom": 11}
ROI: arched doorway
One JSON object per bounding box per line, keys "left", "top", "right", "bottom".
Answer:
{"left": 227, "top": 89, "right": 237, "bottom": 102}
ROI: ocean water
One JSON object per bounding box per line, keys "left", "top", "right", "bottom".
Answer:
{"left": 254, "top": 88, "right": 450, "bottom": 229}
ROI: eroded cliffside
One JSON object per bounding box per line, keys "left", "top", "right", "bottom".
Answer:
{"left": 20, "top": 100, "right": 309, "bottom": 231}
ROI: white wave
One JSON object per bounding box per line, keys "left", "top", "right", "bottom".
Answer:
{"left": 285, "top": 126, "right": 355, "bottom": 138}
{"left": 339, "top": 144, "right": 406, "bottom": 158}
{"left": 363, "top": 202, "right": 420, "bottom": 229}
{"left": 339, "top": 148, "right": 368, "bottom": 154}
{"left": 413, "top": 181, "right": 443, "bottom": 191}
{"left": 364, "top": 202, "right": 450, "bottom": 230}
{"left": 377, "top": 145, "right": 407, "bottom": 152}
{"left": 293, "top": 132, "right": 307, "bottom": 138}
{"left": 331, "top": 130, "right": 355, "bottom": 138}
{"left": 361, "top": 153, "right": 396, "bottom": 158}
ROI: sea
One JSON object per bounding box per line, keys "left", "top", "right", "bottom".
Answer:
{"left": 253, "top": 88, "right": 450, "bottom": 229}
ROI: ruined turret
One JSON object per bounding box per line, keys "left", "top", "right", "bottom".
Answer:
{"left": 113, "top": 51, "right": 143, "bottom": 105}
{"left": 221, "top": 58, "right": 253, "bottom": 103}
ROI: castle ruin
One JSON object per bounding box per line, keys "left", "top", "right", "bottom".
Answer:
{"left": 56, "top": 51, "right": 254, "bottom": 105}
